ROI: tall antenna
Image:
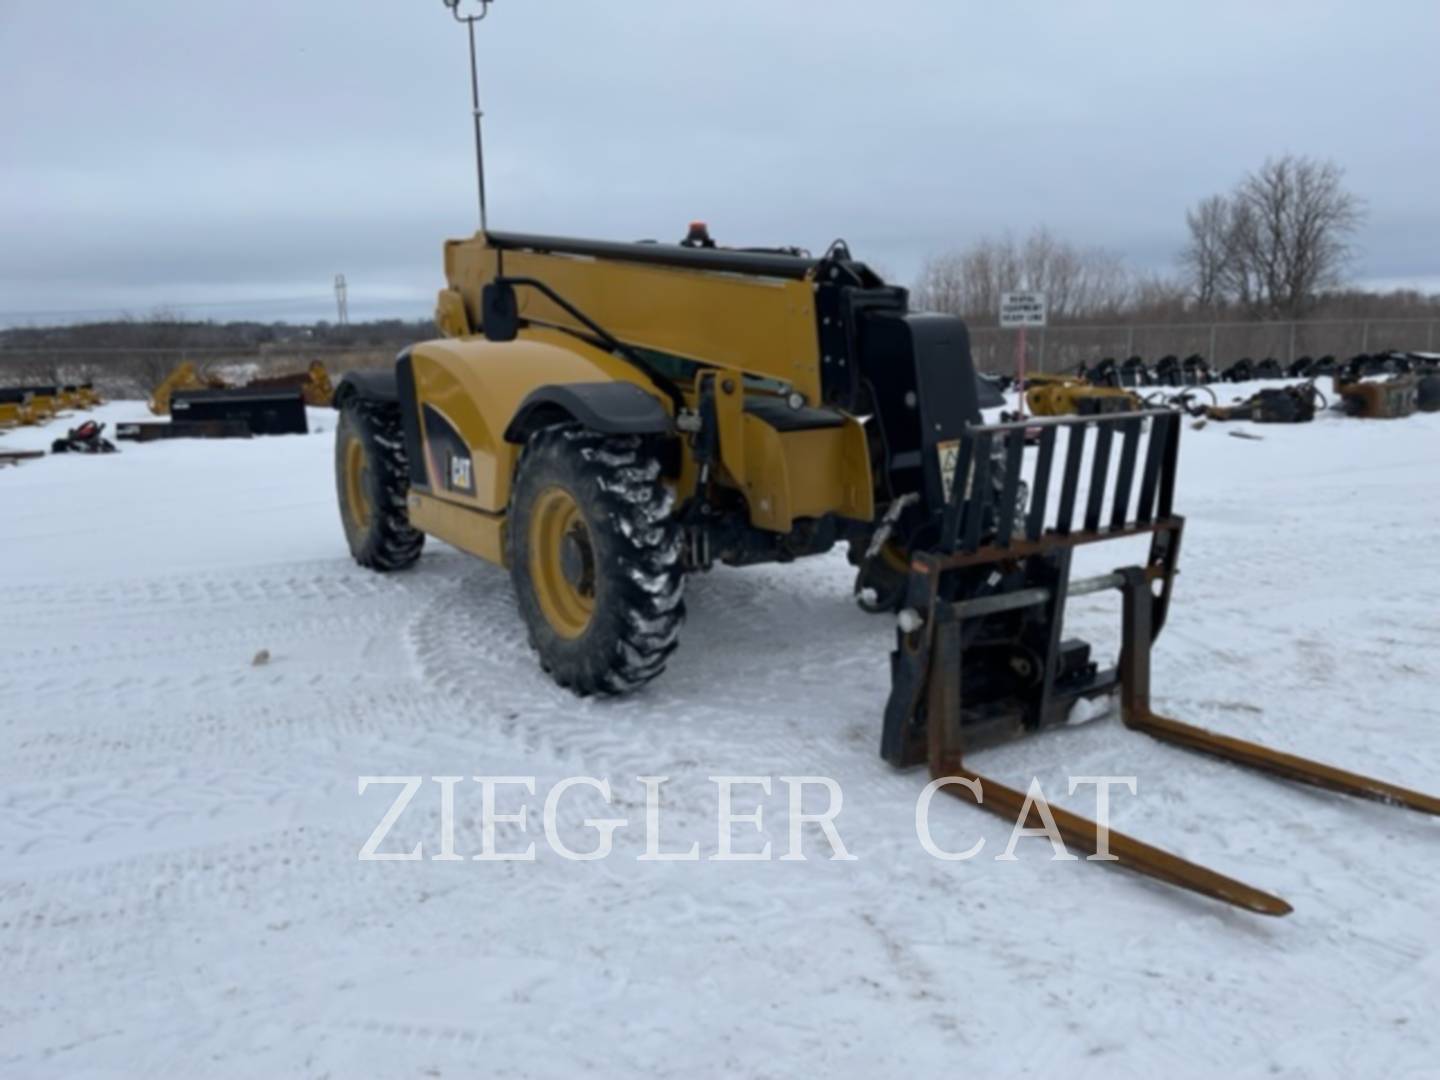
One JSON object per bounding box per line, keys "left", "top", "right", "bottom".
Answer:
{"left": 442, "top": 0, "right": 496, "bottom": 231}
{"left": 334, "top": 273, "right": 349, "bottom": 325}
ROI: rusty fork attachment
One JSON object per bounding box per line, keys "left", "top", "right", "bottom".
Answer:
{"left": 882, "top": 409, "right": 1439, "bottom": 917}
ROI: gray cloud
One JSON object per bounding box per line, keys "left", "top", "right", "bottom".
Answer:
{"left": 2, "top": 0, "right": 1437, "bottom": 325}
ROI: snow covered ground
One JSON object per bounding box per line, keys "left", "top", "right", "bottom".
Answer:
{"left": 1, "top": 388, "right": 1438, "bottom": 1078}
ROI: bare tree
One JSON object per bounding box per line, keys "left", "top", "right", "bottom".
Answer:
{"left": 912, "top": 228, "right": 1131, "bottom": 323}
{"left": 910, "top": 251, "right": 972, "bottom": 319}
{"left": 1182, "top": 155, "right": 1364, "bottom": 319}
{"left": 1127, "top": 273, "right": 1191, "bottom": 322}
{"left": 120, "top": 310, "right": 196, "bottom": 397}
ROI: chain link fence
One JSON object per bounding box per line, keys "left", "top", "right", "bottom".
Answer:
{"left": 2, "top": 318, "right": 1438, "bottom": 394}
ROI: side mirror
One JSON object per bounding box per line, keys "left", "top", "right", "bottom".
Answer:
{"left": 481, "top": 281, "right": 519, "bottom": 342}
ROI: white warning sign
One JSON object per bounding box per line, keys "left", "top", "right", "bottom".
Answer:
{"left": 999, "top": 291, "right": 1047, "bottom": 328}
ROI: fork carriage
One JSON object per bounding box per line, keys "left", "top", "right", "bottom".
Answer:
{"left": 883, "top": 408, "right": 1439, "bottom": 916}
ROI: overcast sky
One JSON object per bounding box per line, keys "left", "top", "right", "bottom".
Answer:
{"left": 2, "top": 0, "right": 1437, "bottom": 326}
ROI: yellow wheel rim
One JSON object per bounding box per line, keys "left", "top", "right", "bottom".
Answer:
{"left": 879, "top": 540, "right": 910, "bottom": 573}
{"left": 344, "top": 435, "right": 372, "bottom": 531}
{"left": 529, "top": 486, "right": 596, "bottom": 639}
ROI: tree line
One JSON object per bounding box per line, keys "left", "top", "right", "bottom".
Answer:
{"left": 0, "top": 313, "right": 436, "bottom": 352}
{"left": 913, "top": 154, "right": 1436, "bottom": 329}
{"left": 0, "top": 314, "right": 437, "bottom": 395}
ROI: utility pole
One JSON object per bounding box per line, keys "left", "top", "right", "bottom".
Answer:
{"left": 334, "top": 274, "right": 349, "bottom": 326}
{"left": 443, "top": 0, "right": 497, "bottom": 231}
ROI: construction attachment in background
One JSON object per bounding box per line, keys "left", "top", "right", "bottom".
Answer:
{"left": 51, "top": 420, "right": 118, "bottom": 454}
{"left": 1171, "top": 382, "right": 1325, "bottom": 424}
{"left": 149, "top": 359, "right": 331, "bottom": 415}
{"left": 144, "top": 359, "right": 328, "bottom": 436}
{"left": 1335, "top": 373, "right": 1420, "bottom": 419}
{"left": 0, "top": 449, "right": 46, "bottom": 468}
{"left": 116, "top": 419, "right": 252, "bottom": 443}
{"left": 0, "top": 384, "right": 102, "bottom": 428}
{"left": 1025, "top": 349, "right": 1440, "bottom": 424}
{"left": 1024, "top": 373, "right": 1139, "bottom": 417}
{"left": 1074, "top": 349, "right": 1437, "bottom": 389}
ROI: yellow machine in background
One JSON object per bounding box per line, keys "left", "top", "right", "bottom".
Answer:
{"left": 0, "top": 392, "right": 34, "bottom": 428}
{"left": 56, "top": 384, "right": 102, "bottom": 410}
{"left": 25, "top": 389, "right": 60, "bottom": 421}
{"left": 148, "top": 361, "right": 225, "bottom": 415}
{"left": 0, "top": 383, "right": 104, "bottom": 427}
{"left": 1024, "top": 372, "right": 1139, "bottom": 416}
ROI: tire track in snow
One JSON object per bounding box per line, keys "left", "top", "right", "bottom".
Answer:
{"left": 6, "top": 561, "right": 415, "bottom": 611}
{"left": 401, "top": 557, "right": 923, "bottom": 796}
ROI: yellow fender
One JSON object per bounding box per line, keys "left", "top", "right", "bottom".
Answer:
{"left": 408, "top": 326, "right": 669, "bottom": 515}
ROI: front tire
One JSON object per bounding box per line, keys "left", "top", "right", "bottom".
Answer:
{"left": 334, "top": 397, "right": 425, "bottom": 571}
{"left": 507, "top": 424, "right": 685, "bottom": 695}
{"left": 849, "top": 538, "right": 910, "bottom": 614}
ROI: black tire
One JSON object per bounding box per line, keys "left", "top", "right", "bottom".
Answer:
{"left": 507, "top": 424, "right": 685, "bottom": 695}
{"left": 334, "top": 396, "right": 425, "bottom": 571}
{"left": 849, "top": 537, "right": 910, "bottom": 614}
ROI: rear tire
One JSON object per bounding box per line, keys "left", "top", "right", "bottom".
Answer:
{"left": 508, "top": 424, "right": 685, "bottom": 695}
{"left": 334, "top": 397, "right": 425, "bottom": 571}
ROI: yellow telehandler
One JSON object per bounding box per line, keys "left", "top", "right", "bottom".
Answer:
{"left": 332, "top": 225, "right": 1437, "bottom": 916}
{"left": 328, "top": 1, "right": 1438, "bottom": 918}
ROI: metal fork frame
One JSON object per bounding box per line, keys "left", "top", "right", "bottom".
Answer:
{"left": 890, "top": 408, "right": 1439, "bottom": 917}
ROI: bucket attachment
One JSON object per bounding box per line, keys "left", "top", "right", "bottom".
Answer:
{"left": 1335, "top": 373, "right": 1419, "bottom": 419}
{"left": 149, "top": 360, "right": 333, "bottom": 416}
{"left": 883, "top": 409, "right": 1439, "bottom": 916}
{"left": 171, "top": 387, "right": 309, "bottom": 436}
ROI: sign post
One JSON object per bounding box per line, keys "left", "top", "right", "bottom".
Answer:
{"left": 999, "top": 291, "right": 1047, "bottom": 419}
